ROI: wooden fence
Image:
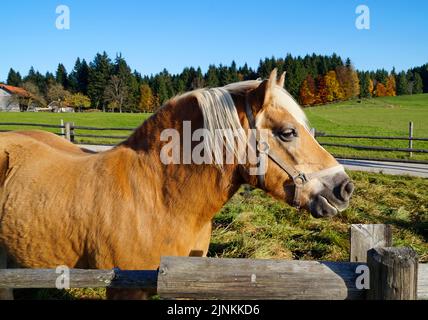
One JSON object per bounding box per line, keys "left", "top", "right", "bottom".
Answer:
{"left": 314, "top": 121, "right": 428, "bottom": 159}
{"left": 0, "top": 224, "right": 427, "bottom": 300}
{"left": 0, "top": 121, "right": 427, "bottom": 162}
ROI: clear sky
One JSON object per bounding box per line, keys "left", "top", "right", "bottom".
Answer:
{"left": 0, "top": 0, "right": 427, "bottom": 81}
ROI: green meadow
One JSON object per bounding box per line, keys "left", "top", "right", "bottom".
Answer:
{"left": 305, "top": 94, "right": 428, "bottom": 161}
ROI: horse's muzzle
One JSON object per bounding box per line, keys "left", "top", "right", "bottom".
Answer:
{"left": 309, "top": 174, "right": 354, "bottom": 218}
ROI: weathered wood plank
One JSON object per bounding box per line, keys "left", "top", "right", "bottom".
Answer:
{"left": 350, "top": 224, "right": 392, "bottom": 262}
{"left": 418, "top": 264, "right": 428, "bottom": 300}
{"left": 0, "top": 269, "right": 158, "bottom": 289}
{"left": 0, "top": 262, "right": 426, "bottom": 300}
{"left": 367, "top": 247, "right": 418, "bottom": 300}
{"left": 157, "top": 256, "right": 366, "bottom": 300}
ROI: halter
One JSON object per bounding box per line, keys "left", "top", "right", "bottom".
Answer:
{"left": 244, "top": 95, "right": 344, "bottom": 208}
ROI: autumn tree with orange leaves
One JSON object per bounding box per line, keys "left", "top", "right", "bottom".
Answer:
{"left": 299, "top": 74, "right": 317, "bottom": 106}
{"left": 385, "top": 75, "right": 396, "bottom": 96}
{"left": 375, "top": 82, "right": 388, "bottom": 97}
{"left": 317, "top": 70, "right": 344, "bottom": 104}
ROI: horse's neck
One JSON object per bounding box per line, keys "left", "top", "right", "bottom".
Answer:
{"left": 121, "top": 97, "right": 243, "bottom": 227}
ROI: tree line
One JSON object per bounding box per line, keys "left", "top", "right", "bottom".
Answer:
{"left": 4, "top": 52, "right": 428, "bottom": 112}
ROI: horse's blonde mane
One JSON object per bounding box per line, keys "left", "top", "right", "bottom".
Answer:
{"left": 192, "top": 87, "right": 247, "bottom": 165}
{"left": 175, "top": 80, "right": 309, "bottom": 165}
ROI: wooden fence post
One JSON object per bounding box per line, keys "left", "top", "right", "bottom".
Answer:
{"left": 70, "top": 122, "right": 75, "bottom": 143}
{"left": 0, "top": 247, "right": 13, "bottom": 300}
{"left": 64, "top": 122, "right": 71, "bottom": 141}
{"left": 367, "top": 247, "right": 418, "bottom": 300}
{"left": 350, "top": 224, "right": 392, "bottom": 262}
{"left": 409, "top": 121, "right": 413, "bottom": 157}
{"left": 60, "top": 119, "right": 64, "bottom": 137}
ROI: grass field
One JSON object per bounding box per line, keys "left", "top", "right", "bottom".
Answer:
{"left": 0, "top": 112, "right": 148, "bottom": 145}
{"left": 305, "top": 94, "right": 428, "bottom": 161}
{"left": 14, "top": 170, "right": 428, "bottom": 299}
{"left": 1, "top": 93, "right": 427, "bottom": 160}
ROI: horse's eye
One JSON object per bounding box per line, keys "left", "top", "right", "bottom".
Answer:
{"left": 278, "top": 128, "right": 297, "bottom": 142}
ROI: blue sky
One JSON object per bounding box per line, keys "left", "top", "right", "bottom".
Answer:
{"left": 0, "top": 0, "right": 427, "bottom": 81}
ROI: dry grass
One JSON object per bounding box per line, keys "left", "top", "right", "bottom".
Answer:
{"left": 210, "top": 171, "right": 428, "bottom": 262}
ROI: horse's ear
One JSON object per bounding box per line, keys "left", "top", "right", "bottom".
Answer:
{"left": 277, "top": 71, "right": 286, "bottom": 88}
{"left": 263, "top": 68, "right": 278, "bottom": 106}
{"left": 251, "top": 68, "right": 278, "bottom": 112}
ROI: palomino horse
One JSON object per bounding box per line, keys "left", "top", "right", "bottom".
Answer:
{"left": 0, "top": 69, "right": 354, "bottom": 299}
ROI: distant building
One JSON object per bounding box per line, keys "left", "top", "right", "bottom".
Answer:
{"left": 0, "top": 84, "right": 32, "bottom": 112}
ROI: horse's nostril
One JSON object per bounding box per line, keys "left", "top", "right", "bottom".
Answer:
{"left": 340, "top": 180, "right": 354, "bottom": 201}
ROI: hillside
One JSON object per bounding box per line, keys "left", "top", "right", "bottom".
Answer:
{"left": 306, "top": 94, "right": 428, "bottom": 160}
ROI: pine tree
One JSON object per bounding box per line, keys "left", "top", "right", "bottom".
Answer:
{"left": 69, "top": 58, "right": 90, "bottom": 95}
{"left": 175, "top": 78, "right": 186, "bottom": 94}
{"left": 374, "top": 69, "right": 388, "bottom": 85}
{"left": 113, "top": 54, "right": 136, "bottom": 111}
{"left": 192, "top": 67, "right": 204, "bottom": 89}
{"left": 24, "top": 67, "right": 48, "bottom": 97}
{"left": 395, "top": 71, "right": 408, "bottom": 95}
{"left": 285, "top": 57, "right": 306, "bottom": 99}
{"left": 228, "top": 61, "right": 239, "bottom": 83}
{"left": 153, "top": 73, "right": 169, "bottom": 106}
{"left": 218, "top": 65, "right": 231, "bottom": 86}
{"left": 358, "top": 72, "right": 372, "bottom": 98}
{"left": 55, "top": 63, "right": 68, "bottom": 89}
{"left": 87, "top": 52, "right": 113, "bottom": 110}
{"left": 413, "top": 73, "right": 423, "bottom": 94}
{"left": 205, "top": 65, "right": 220, "bottom": 87}
{"left": 258, "top": 57, "right": 274, "bottom": 79}
{"left": 6, "top": 68, "right": 22, "bottom": 86}
{"left": 238, "top": 63, "right": 256, "bottom": 80}
{"left": 406, "top": 71, "right": 415, "bottom": 94}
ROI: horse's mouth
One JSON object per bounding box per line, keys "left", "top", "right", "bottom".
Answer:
{"left": 310, "top": 195, "right": 339, "bottom": 218}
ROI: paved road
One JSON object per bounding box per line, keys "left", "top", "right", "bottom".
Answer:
{"left": 79, "top": 145, "right": 428, "bottom": 178}
{"left": 337, "top": 158, "right": 428, "bottom": 178}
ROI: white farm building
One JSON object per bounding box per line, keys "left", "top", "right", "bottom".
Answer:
{"left": 0, "top": 84, "right": 32, "bottom": 111}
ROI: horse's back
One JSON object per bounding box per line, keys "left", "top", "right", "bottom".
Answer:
{"left": 11, "top": 130, "right": 95, "bottom": 155}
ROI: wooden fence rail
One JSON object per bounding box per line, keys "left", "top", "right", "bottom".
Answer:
{"left": 0, "top": 224, "right": 427, "bottom": 300}
{"left": 316, "top": 133, "right": 428, "bottom": 142}
{"left": 318, "top": 142, "right": 428, "bottom": 153}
